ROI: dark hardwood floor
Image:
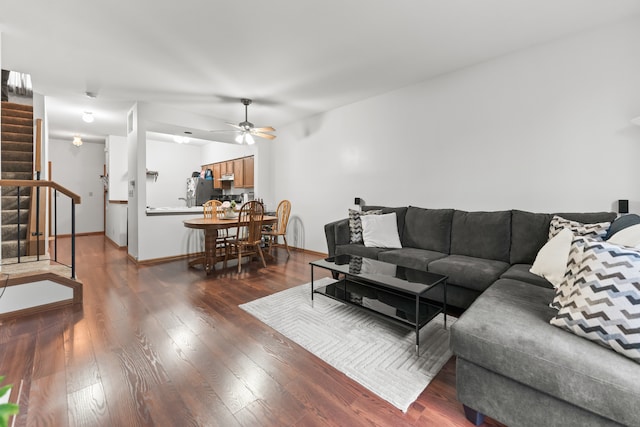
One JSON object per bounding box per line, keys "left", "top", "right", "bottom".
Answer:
{"left": 0, "top": 235, "right": 504, "bottom": 426}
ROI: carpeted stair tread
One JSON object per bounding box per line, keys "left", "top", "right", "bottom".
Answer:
{"left": 1, "top": 101, "right": 33, "bottom": 112}
{"left": 1, "top": 186, "right": 32, "bottom": 197}
{"left": 2, "top": 224, "right": 28, "bottom": 240}
{"left": 0, "top": 171, "right": 33, "bottom": 180}
{"left": 1, "top": 132, "right": 33, "bottom": 143}
{"left": 1, "top": 161, "right": 33, "bottom": 173}
{"left": 2, "top": 123, "right": 32, "bottom": 134}
{"left": 2, "top": 209, "right": 29, "bottom": 224}
{"left": 2, "top": 140, "right": 33, "bottom": 153}
{"left": 2, "top": 241, "right": 27, "bottom": 258}
{"left": 1, "top": 196, "right": 31, "bottom": 210}
{"left": 1, "top": 150, "right": 32, "bottom": 162}
{"left": 1, "top": 115, "right": 32, "bottom": 127}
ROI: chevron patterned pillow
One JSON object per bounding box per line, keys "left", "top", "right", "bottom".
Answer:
{"left": 550, "top": 240, "right": 640, "bottom": 364}
{"left": 549, "top": 235, "right": 593, "bottom": 310}
{"left": 548, "top": 215, "right": 610, "bottom": 241}
{"left": 348, "top": 209, "right": 382, "bottom": 244}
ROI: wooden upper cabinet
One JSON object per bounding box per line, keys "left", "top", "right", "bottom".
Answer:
{"left": 220, "top": 161, "right": 228, "bottom": 176}
{"left": 213, "top": 163, "right": 221, "bottom": 189}
{"left": 233, "top": 158, "right": 244, "bottom": 188}
{"left": 243, "top": 156, "right": 254, "bottom": 188}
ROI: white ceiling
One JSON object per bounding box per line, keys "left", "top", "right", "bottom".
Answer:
{"left": 2, "top": 0, "right": 640, "bottom": 144}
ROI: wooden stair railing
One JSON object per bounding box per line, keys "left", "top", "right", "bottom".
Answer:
{"left": 27, "top": 118, "right": 45, "bottom": 255}
{"left": 0, "top": 179, "right": 81, "bottom": 278}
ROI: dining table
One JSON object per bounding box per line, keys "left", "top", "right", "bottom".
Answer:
{"left": 183, "top": 215, "right": 278, "bottom": 275}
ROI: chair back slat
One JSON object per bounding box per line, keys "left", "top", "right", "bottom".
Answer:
{"left": 275, "top": 200, "right": 291, "bottom": 234}
{"left": 236, "top": 201, "right": 264, "bottom": 244}
{"left": 203, "top": 200, "right": 222, "bottom": 219}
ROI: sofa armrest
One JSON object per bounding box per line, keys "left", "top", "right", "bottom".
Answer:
{"left": 324, "top": 218, "right": 350, "bottom": 257}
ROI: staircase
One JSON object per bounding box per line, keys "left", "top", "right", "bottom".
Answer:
{"left": 1, "top": 101, "right": 34, "bottom": 258}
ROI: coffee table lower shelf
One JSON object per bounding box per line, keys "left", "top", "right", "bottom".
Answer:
{"left": 313, "top": 278, "right": 445, "bottom": 354}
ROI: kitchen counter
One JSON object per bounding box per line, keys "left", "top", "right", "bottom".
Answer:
{"left": 146, "top": 206, "right": 205, "bottom": 215}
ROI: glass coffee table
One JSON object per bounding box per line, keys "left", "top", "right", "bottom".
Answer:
{"left": 310, "top": 255, "right": 447, "bottom": 355}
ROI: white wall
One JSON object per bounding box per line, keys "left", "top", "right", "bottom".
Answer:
{"left": 106, "top": 135, "right": 128, "bottom": 200}
{"left": 273, "top": 17, "right": 640, "bottom": 254}
{"left": 146, "top": 137, "right": 202, "bottom": 207}
{"left": 49, "top": 138, "right": 105, "bottom": 234}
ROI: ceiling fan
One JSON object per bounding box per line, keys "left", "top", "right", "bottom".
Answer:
{"left": 210, "top": 98, "right": 276, "bottom": 144}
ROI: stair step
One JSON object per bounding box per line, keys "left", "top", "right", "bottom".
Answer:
{"left": 1, "top": 115, "right": 32, "bottom": 127}
{"left": 1, "top": 241, "right": 27, "bottom": 258}
{"left": 2, "top": 224, "right": 28, "bottom": 241}
{"left": 2, "top": 141, "right": 34, "bottom": 151}
{"left": 1, "top": 186, "right": 32, "bottom": 197}
{"left": 1, "top": 161, "right": 33, "bottom": 173}
{"left": 1, "top": 132, "right": 33, "bottom": 143}
{"left": 2, "top": 150, "right": 32, "bottom": 162}
{"left": 1, "top": 101, "right": 34, "bottom": 113}
{"left": 2, "top": 209, "right": 30, "bottom": 224}
{"left": 1, "top": 108, "right": 33, "bottom": 120}
{"left": 0, "top": 171, "right": 34, "bottom": 180}
{"left": 2, "top": 123, "right": 33, "bottom": 135}
{"left": 1, "top": 196, "right": 31, "bottom": 210}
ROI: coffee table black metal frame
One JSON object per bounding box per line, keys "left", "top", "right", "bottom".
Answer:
{"left": 310, "top": 255, "right": 447, "bottom": 355}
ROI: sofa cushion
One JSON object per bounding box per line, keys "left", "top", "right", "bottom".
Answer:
{"left": 336, "top": 244, "right": 389, "bottom": 259}
{"left": 362, "top": 206, "right": 408, "bottom": 240}
{"left": 510, "top": 210, "right": 553, "bottom": 265}
{"left": 500, "top": 264, "right": 553, "bottom": 289}
{"left": 451, "top": 279, "right": 640, "bottom": 427}
{"left": 450, "top": 210, "right": 511, "bottom": 262}
{"left": 401, "top": 207, "right": 454, "bottom": 253}
{"left": 378, "top": 247, "right": 447, "bottom": 271}
{"left": 550, "top": 240, "right": 640, "bottom": 364}
{"left": 427, "top": 255, "right": 509, "bottom": 292}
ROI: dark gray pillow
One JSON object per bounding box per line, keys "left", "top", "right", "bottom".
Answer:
{"left": 606, "top": 214, "right": 640, "bottom": 240}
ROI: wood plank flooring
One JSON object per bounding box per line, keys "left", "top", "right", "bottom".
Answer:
{"left": 0, "top": 235, "right": 504, "bottom": 426}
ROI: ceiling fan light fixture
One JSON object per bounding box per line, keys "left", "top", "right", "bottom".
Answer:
{"left": 245, "top": 133, "right": 255, "bottom": 145}
{"left": 235, "top": 133, "right": 244, "bottom": 144}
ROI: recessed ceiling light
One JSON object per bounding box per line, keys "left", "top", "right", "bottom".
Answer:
{"left": 184, "top": 131, "right": 192, "bottom": 135}
{"left": 82, "top": 112, "right": 94, "bottom": 123}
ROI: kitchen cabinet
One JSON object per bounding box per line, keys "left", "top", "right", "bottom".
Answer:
{"left": 220, "top": 161, "right": 228, "bottom": 176}
{"left": 233, "top": 159, "right": 244, "bottom": 188}
{"left": 213, "top": 163, "right": 221, "bottom": 189}
{"left": 225, "top": 161, "right": 234, "bottom": 175}
{"left": 243, "top": 156, "right": 254, "bottom": 188}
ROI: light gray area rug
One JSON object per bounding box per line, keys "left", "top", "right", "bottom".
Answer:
{"left": 239, "top": 277, "right": 454, "bottom": 412}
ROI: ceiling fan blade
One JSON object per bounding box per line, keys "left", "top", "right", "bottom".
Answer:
{"left": 252, "top": 131, "right": 277, "bottom": 140}
{"left": 225, "top": 122, "right": 243, "bottom": 130}
{"left": 253, "top": 126, "right": 275, "bottom": 132}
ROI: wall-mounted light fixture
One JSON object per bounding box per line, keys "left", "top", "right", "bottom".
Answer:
{"left": 72, "top": 136, "right": 83, "bottom": 146}
{"left": 82, "top": 111, "right": 94, "bottom": 123}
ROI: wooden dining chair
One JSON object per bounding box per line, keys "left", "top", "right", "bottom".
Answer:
{"left": 262, "top": 199, "right": 291, "bottom": 256}
{"left": 224, "top": 200, "right": 266, "bottom": 273}
{"left": 202, "top": 199, "right": 227, "bottom": 264}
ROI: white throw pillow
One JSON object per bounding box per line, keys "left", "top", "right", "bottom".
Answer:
{"left": 361, "top": 213, "right": 402, "bottom": 248}
{"left": 529, "top": 228, "right": 574, "bottom": 288}
{"left": 608, "top": 224, "right": 640, "bottom": 248}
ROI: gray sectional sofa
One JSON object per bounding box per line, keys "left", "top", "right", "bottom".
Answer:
{"left": 324, "top": 206, "right": 640, "bottom": 426}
